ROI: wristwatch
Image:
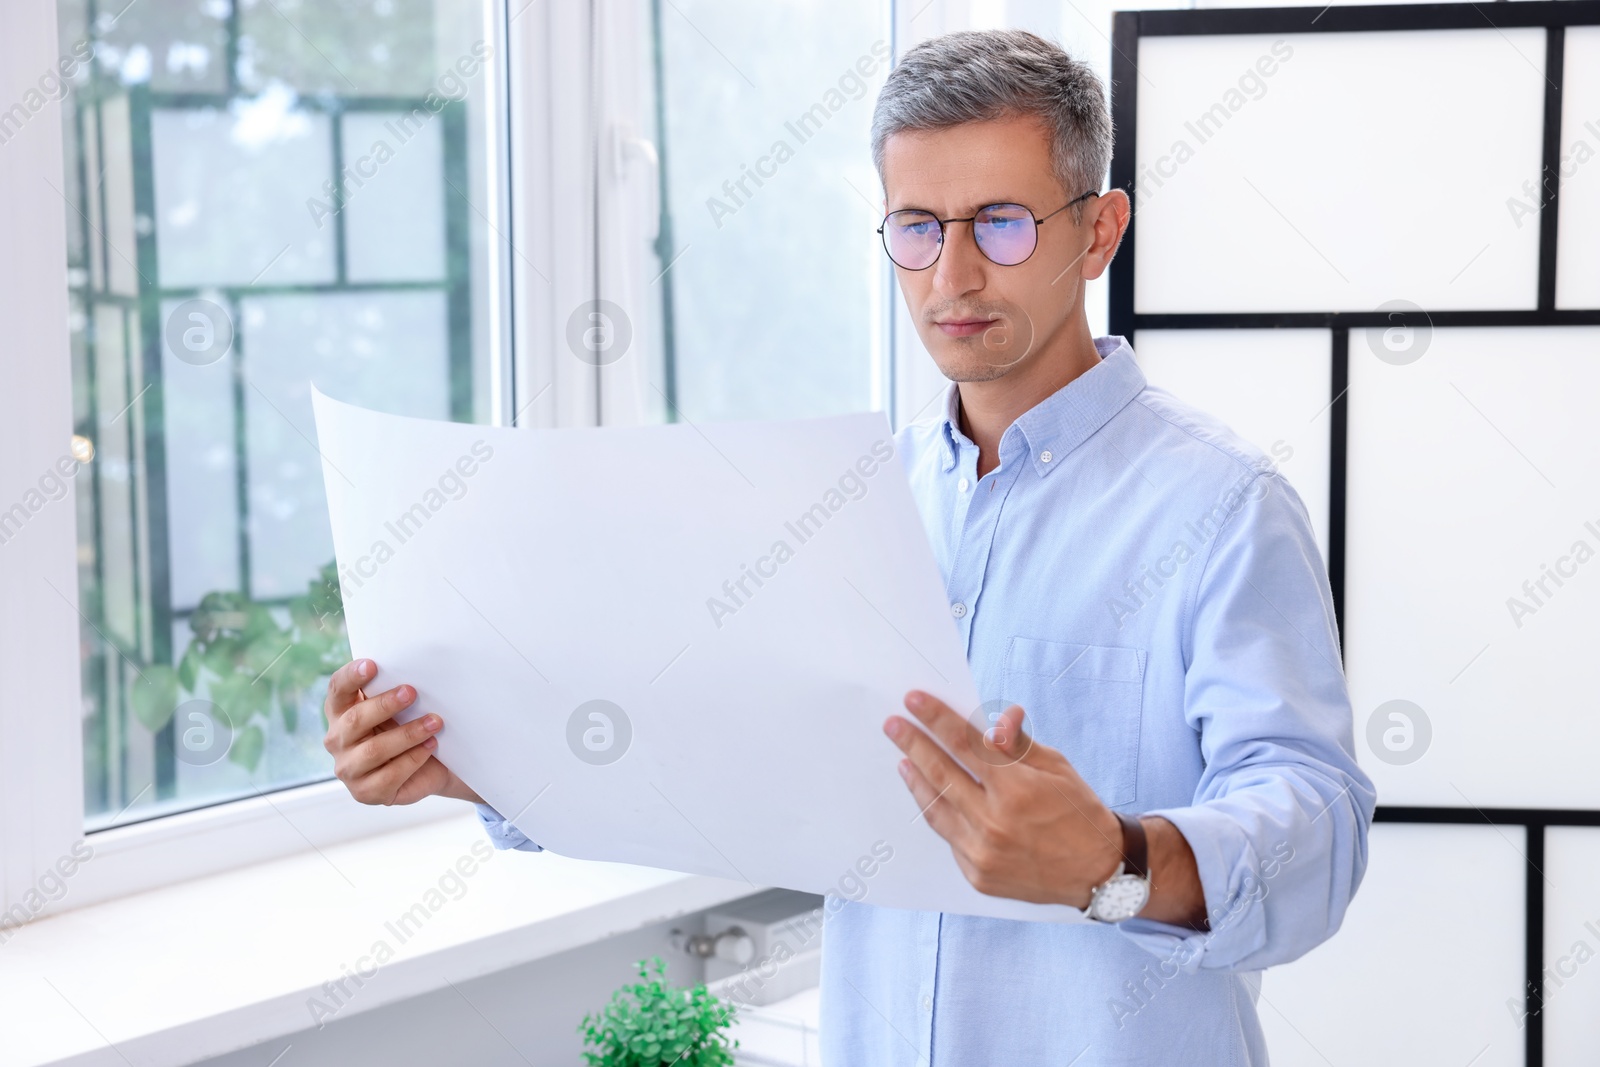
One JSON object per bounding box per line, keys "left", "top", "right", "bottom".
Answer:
{"left": 1084, "top": 811, "right": 1152, "bottom": 923}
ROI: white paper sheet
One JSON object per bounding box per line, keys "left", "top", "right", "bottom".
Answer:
{"left": 312, "top": 387, "right": 1086, "bottom": 923}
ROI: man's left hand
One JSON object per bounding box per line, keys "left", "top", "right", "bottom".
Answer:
{"left": 885, "top": 689, "right": 1126, "bottom": 909}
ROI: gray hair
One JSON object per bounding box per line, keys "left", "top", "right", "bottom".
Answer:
{"left": 871, "top": 29, "right": 1112, "bottom": 222}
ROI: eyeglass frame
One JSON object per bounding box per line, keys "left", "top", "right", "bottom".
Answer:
{"left": 875, "top": 189, "right": 1101, "bottom": 270}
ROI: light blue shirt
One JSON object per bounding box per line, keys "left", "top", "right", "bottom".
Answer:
{"left": 475, "top": 334, "right": 1376, "bottom": 1066}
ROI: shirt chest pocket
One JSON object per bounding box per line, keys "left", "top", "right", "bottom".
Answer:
{"left": 1001, "top": 636, "right": 1145, "bottom": 809}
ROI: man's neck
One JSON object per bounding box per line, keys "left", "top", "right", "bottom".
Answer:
{"left": 956, "top": 321, "right": 1102, "bottom": 479}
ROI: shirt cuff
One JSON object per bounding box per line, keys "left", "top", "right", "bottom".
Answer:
{"left": 1112, "top": 804, "right": 1269, "bottom": 973}
{"left": 474, "top": 802, "right": 544, "bottom": 852}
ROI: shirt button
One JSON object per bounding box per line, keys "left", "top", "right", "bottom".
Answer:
{"left": 958, "top": 477, "right": 970, "bottom": 493}
{"left": 1040, "top": 449, "right": 1053, "bottom": 464}
{"left": 922, "top": 994, "right": 933, "bottom": 1011}
{"left": 951, "top": 602, "right": 967, "bottom": 618}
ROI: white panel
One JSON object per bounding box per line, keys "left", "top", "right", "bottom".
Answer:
{"left": 1131, "top": 328, "right": 1330, "bottom": 563}
{"left": 1260, "top": 823, "right": 1525, "bottom": 1067}
{"left": 1134, "top": 29, "right": 1545, "bottom": 313}
{"left": 1556, "top": 27, "right": 1600, "bottom": 310}
{"left": 152, "top": 106, "right": 335, "bottom": 287}
{"left": 1544, "top": 827, "right": 1600, "bottom": 1067}
{"left": 1345, "top": 326, "right": 1600, "bottom": 808}
{"left": 341, "top": 111, "right": 446, "bottom": 284}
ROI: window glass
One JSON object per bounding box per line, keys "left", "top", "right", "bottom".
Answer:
{"left": 58, "top": 0, "right": 505, "bottom": 829}
{"left": 643, "top": 0, "right": 893, "bottom": 422}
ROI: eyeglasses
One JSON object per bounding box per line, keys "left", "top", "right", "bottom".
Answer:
{"left": 877, "top": 190, "right": 1099, "bottom": 270}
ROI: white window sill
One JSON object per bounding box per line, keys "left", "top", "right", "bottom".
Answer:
{"left": 0, "top": 809, "right": 757, "bottom": 1067}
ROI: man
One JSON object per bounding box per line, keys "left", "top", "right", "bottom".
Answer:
{"left": 324, "top": 28, "right": 1374, "bottom": 1065}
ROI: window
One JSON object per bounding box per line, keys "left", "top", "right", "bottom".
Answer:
{"left": 57, "top": 0, "right": 509, "bottom": 830}
{"left": 630, "top": 0, "right": 895, "bottom": 424}
{"left": 6, "top": 0, "right": 911, "bottom": 908}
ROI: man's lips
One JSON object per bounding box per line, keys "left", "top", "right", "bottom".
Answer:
{"left": 935, "top": 318, "right": 998, "bottom": 338}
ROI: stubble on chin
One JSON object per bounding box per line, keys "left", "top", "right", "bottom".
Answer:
{"left": 932, "top": 345, "right": 1013, "bottom": 384}
{"left": 925, "top": 324, "right": 1033, "bottom": 383}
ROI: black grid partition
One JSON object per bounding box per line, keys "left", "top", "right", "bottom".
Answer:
{"left": 1109, "top": 4, "right": 1600, "bottom": 1064}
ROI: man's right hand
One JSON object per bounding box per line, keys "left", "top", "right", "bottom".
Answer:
{"left": 323, "top": 658, "right": 485, "bottom": 807}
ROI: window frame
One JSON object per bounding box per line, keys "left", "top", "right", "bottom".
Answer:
{"left": 0, "top": 0, "right": 86, "bottom": 925}
{"left": 0, "top": 0, "right": 605, "bottom": 920}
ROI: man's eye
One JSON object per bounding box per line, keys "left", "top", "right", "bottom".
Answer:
{"left": 983, "top": 213, "right": 1026, "bottom": 229}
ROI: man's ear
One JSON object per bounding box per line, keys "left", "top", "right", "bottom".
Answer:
{"left": 1082, "top": 189, "right": 1132, "bottom": 282}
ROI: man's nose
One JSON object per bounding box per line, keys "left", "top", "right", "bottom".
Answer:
{"left": 932, "top": 220, "right": 988, "bottom": 297}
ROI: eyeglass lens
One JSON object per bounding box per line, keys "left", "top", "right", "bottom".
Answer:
{"left": 882, "top": 203, "right": 1038, "bottom": 270}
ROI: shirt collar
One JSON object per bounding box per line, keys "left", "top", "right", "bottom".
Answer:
{"left": 936, "top": 334, "right": 1146, "bottom": 476}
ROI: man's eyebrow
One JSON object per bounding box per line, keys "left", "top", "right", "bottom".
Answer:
{"left": 886, "top": 197, "right": 1033, "bottom": 215}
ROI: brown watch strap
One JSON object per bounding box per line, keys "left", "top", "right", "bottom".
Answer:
{"left": 1115, "top": 811, "right": 1149, "bottom": 880}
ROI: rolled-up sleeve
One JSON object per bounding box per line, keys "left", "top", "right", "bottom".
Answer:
{"left": 1116, "top": 467, "right": 1377, "bottom": 973}
{"left": 475, "top": 802, "right": 545, "bottom": 852}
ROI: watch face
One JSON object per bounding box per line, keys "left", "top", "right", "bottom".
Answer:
{"left": 1091, "top": 875, "right": 1151, "bottom": 922}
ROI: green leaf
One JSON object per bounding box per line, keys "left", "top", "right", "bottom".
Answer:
{"left": 241, "top": 680, "right": 271, "bottom": 722}
{"left": 229, "top": 723, "right": 265, "bottom": 771}
{"left": 176, "top": 644, "right": 203, "bottom": 691}
{"left": 201, "top": 636, "right": 239, "bottom": 677}
{"left": 241, "top": 602, "right": 281, "bottom": 645}
{"left": 210, "top": 672, "right": 268, "bottom": 731}
{"left": 287, "top": 594, "right": 317, "bottom": 634}
{"left": 192, "top": 591, "right": 251, "bottom": 642}
{"left": 280, "top": 690, "right": 299, "bottom": 733}
{"left": 243, "top": 638, "right": 285, "bottom": 678}
{"left": 130, "top": 664, "right": 180, "bottom": 733}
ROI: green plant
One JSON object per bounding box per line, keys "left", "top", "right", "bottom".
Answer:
{"left": 580, "top": 956, "right": 739, "bottom": 1067}
{"left": 129, "top": 562, "right": 349, "bottom": 771}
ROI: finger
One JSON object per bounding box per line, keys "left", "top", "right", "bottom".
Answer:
{"left": 350, "top": 736, "right": 438, "bottom": 805}
{"left": 345, "top": 709, "right": 442, "bottom": 778}
{"left": 983, "top": 704, "right": 1038, "bottom": 765}
{"left": 326, "top": 659, "right": 377, "bottom": 717}
{"left": 884, "top": 713, "right": 983, "bottom": 813}
{"left": 901, "top": 690, "right": 1001, "bottom": 778}
{"left": 390, "top": 754, "right": 451, "bottom": 807}
{"left": 898, "top": 755, "right": 978, "bottom": 850}
{"left": 338, "top": 683, "right": 419, "bottom": 747}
